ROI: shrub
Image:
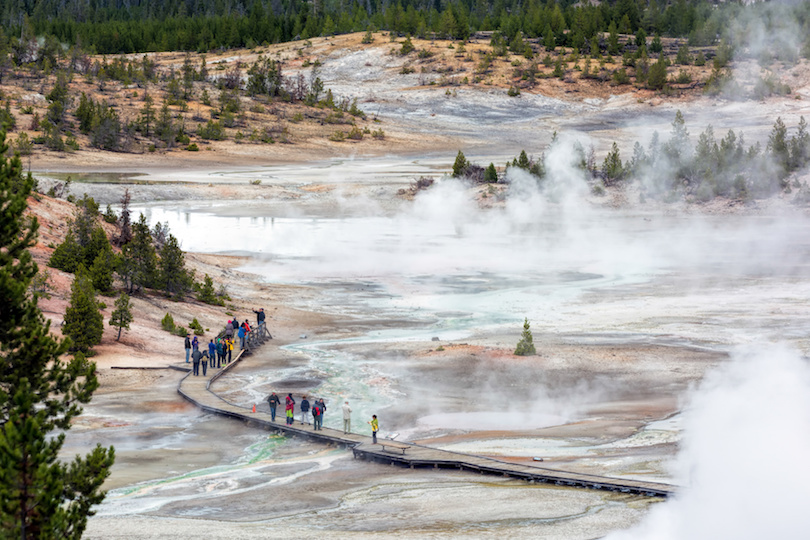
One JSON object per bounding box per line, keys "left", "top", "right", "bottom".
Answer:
{"left": 507, "top": 86, "right": 520, "bottom": 97}
{"left": 197, "top": 119, "right": 225, "bottom": 140}
{"left": 399, "top": 37, "right": 415, "bottom": 56}
{"left": 613, "top": 68, "right": 630, "bottom": 84}
{"left": 347, "top": 126, "right": 364, "bottom": 140}
{"left": 328, "top": 130, "right": 346, "bottom": 142}
{"left": 188, "top": 317, "right": 204, "bottom": 336}
{"left": 161, "top": 312, "right": 176, "bottom": 332}
{"left": 186, "top": 143, "right": 199, "bottom": 151}
{"left": 674, "top": 69, "right": 692, "bottom": 84}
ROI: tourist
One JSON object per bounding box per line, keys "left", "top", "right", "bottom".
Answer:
{"left": 244, "top": 319, "right": 251, "bottom": 333}
{"left": 369, "top": 415, "right": 378, "bottom": 444}
{"left": 238, "top": 324, "right": 246, "bottom": 350}
{"left": 226, "top": 337, "right": 233, "bottom": 362}
{"left": 225, "top": 320, "right": 234, "bottom": 340}
{"left": 184, "top": 333, "right": 191, "bottom": 363}
{"left": 192, "top": 335, "right": 199, "bottom": 351}
{"left": 285, "top": 393, "right": 295, "bottom": 425}
{"left": 201, "top": 351, "right": 209, "bottom": 376}
{"left": 300, "top": 396, "right": 310, "bottom": 424}
{"left": 318, "top": 398, "right": 326, "bottom": 415}
{"left": 286, "top": 406, "right": 293, "bottom": 425}
{"left": 191, "top": 348, "right": 202, "bottom": 376}
{"left": 208, "top": 339, "right": 216, "bottom": 365}
{"left": 253, "top": 307, "right": 265, "bottom": 330}
{"left": 267, "top": 392, "right": 281, "bottom": 421}
{"left": 216, "top": 338, "right": 224, "bottom": 368}
{"left": 342, "top": 401, "right": 352, "bottom": 434}
{"left": 312, "top": 401, "right": 322, "bottom": 430}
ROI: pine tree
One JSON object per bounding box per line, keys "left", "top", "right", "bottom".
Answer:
{"left": 63, "top": 266, "right": 104, "bottom": 354}
{"left": 484, "top": 163, "right": 498, "bottom": 183}
{"left": 452, "top": 150, "right": 468, "bottom": 177}
{"left": 116, "top": 188, "right": 132, "bottom": 246}
{"left": 48, "top": 231, "right": 83, "bottom": 273}
{"left": 602, "top": 142, "right": 624, "bottom": 183}
{"left": 514, "top": 318, "right": 536, "bottom": 356}
{"left": 109, "top": 292, "right": 133, "bottom": 341}
{"left": 647, "top": 54, "right": 668, "bottom": 90}
{"left": 158, "top": 234, "right": 193, "bottom": 298}
{"left": 117, "top": 214, "right": 157, "bottom": 294}
{"left": 89, "top": 244, "right": 116, "bottom": 293}
{"left": 196, "top": 274, "right": 222, "bottom": 305}
{"left": 767, "top": 116, "right": 789, "bottom": 175}
{"left": 139, "top": 92, "right": 155, "bottom": 137}
{"left": 0, "top": 131, "right": 114, "bottom": 537}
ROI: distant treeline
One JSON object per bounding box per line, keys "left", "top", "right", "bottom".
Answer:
{"left": 2, "top": 0, "right": 810, "bottom": 55}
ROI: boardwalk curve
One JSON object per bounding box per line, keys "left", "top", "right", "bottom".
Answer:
{"left": 176, "top": 327, "right": 675, "bottom": 499}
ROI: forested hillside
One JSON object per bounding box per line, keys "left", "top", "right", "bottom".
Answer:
{"left": 2, "top": 0, "right": 810, "bottom": 55}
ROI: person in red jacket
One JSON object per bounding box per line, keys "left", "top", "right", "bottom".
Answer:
{"left": 285, "top": 393, "right": 295, "bottom": 425}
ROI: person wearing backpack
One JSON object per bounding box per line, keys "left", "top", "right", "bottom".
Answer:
{"left": 312, "top": 403, "right": 322, "bottom": 430}
{"left": 215, "top": 338, "right": 224, "bottom": 368}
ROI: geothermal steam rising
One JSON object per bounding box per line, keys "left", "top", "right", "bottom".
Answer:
{"left": 606, "top": 345, "right": 810, "bottom": 540}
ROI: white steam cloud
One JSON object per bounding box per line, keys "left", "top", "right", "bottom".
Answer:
{"left": 606, "top": 345, "right": 810, "bottom": 540}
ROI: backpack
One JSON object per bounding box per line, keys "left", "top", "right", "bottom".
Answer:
{"left": 312, "top": 406, "right": 321, "bottom": 416}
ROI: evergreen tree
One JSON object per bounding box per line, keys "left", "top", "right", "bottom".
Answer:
{"left": 109, "top": 292, "right": 133, "bottom": 341}
{"left": 63, "top": 266, "right": 104, "bottom": 354}
{"left": 116, "top": 188, "right": 132, "bottom": 246}
{"left": 158, "top": 234, "right": 193, "bottom": 298}
{"left": 602, "top": 142, "right": 624, "bottom": 183}
{"left": 139, "top": 93, "right": 155, "bottom": 137}
{"left": 452, "top": 150, "right": 469, "bottom": 177}
{"left": 196, "top": 274, "right": 223, "bottom": 305}
{"left": 117, "top": 214, "right": 157, "bottom": 294}
{"left": 607, "top": 21, "right": 619, "bottom": 55}
{"left": 89, "top": 244, "right": 116, "bottom": 294}
{"left": 0, "top": 131, "right": 114, "bottom": 537}
{"left": 789, "top": 116, "right": 810, "bottom": 171}
{"left": 48, "top": 231, "right": 83, "bottom": 273}
{"left": 767, "top": 116, "right": 789, "bottom": 175}
{"left": 484, "top": 163, "right": 498, "bottom": 183}
{"left": 665, "top": 110, "right": 690, "bottom": 164}
{"left": 514, "top": 318, "right": 536, "bottom": 356}
{"left": 647, "top": 54, "right": 668, "bottom": 90}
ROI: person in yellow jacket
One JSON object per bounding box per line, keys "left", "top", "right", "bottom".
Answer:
{"left": 225, "top": 337, "right": 233, "bottom": 363}
{"left": 368, "top": 415, "right": 378, "bottom": 444}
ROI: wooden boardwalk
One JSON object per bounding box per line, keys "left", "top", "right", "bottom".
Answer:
{"left": 176, "top": 328, "right": 675, "bottom": 498}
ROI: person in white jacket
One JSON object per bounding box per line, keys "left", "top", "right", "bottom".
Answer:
{"left": 342, "top": 401, "right": 352, "bottom": 434}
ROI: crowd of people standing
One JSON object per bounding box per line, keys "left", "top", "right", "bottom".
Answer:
{"left": 182, "top": 308, "right": 379, "bottom": 441}
{"left": 265, "top": 393, "right": 372, "bottom": 438}
{"left": 183, "top": 307, "right": 272, "bottom": 377}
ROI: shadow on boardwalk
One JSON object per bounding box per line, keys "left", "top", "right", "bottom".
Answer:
{"left": 175, "top": 328, "right": 675, "bottom": 499}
